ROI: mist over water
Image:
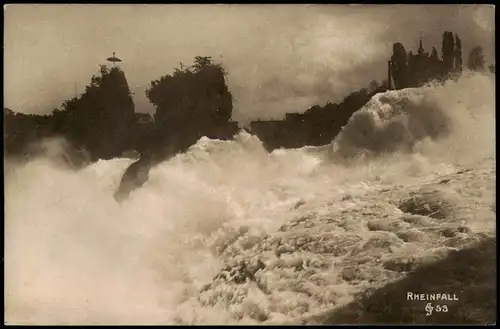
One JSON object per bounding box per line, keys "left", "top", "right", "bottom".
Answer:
{"left": 4, "top": 72, "right": 495, "bottom": 324}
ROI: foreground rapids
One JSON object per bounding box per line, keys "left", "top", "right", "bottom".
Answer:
{"left": 176, "top": 162, "right": 495, "bottom": 324}
{"left": 5, "top": 73, "right": 495, "bottom": 325}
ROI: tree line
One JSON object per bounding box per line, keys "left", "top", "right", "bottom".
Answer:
{"left": 251, "top": 31, "right": 494, "bottom": 151}
{"left": 4, "top": 56, "right": 238, "bottom": 165}
{"left": 390, "top": 31, "right": 491, "bottom": 90}
{"left": 4, "top": 31, "right": 494, "bottom": 164}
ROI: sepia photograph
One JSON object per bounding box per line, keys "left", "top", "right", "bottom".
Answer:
{"left": 3, "top": 4, "right": 496, "bottom": 325}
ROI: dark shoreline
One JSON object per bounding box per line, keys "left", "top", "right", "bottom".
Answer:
{"left": 305, "top": 237, "right": 496, "bottom": 325}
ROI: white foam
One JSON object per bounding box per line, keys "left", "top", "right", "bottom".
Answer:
{"left": 4, "top": 72, "right": 495, "bottom": 324}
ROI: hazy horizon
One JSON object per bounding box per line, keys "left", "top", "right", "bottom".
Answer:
{"left": 4, "top": 4, "right": 495, "bottom": 124}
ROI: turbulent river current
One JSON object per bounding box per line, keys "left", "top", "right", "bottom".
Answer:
{"left": 4, "top": 72, "right": 496, "bottom": 324}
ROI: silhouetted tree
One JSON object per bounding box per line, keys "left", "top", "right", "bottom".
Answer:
{"left": 250, "top": 30, "right": 475, "bottom": 151}
{"left": 6, "top": 64, "right": 146, "bottom": 163}
{"left": 391, "top": 43, "right": 409, "bottom": 89}
{"left": 454, "top": 34, "right": 463, "bottom": 74}
{"left": 62, "top": 65, "right": 136, "bottom": 160}
{"left": 146, "top": 56, "right": 234, "bottom": 157}
{"left": 4, "top": 107, "right": 15, "bottom": 119}
{"left": 6, "top": 29, "right": 490, "bottom": 166}
{"left": 406, "top": 50, "right": 416, "bottom": 87}
{"left": 427, "top": 46, "right": 443, "bottom": 80}
{"left": 442, "top": 31, "right": 455, "bottom": 75}
{"left": 468, "top": 46, "right": 486, "bottom": 72}
{"left": 488, "top": 64, "right": 495, "bottom": 74}
{"left": 430, "top": 47, "right": 439, "bottom": 61}
{"left": 193, "top": 56, "right": 213, "bottom": 72}
{"left": 368, "top": 80, "right": 379, "bottom": 93}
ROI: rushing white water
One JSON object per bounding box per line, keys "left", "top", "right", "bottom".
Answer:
{"left": 4, "top": 72, "right": 495, "bottom": 324}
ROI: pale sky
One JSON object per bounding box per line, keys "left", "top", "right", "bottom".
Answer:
{"left": 4, "top": 4, "right": 495, "bottom": 124}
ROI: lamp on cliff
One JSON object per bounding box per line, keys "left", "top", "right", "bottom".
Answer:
{"left": 107, "top": 52, "right": 122, "bottom": 67}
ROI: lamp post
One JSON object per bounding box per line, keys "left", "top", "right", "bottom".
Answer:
{"left": 106, "top": 52, "right": 122, "bottom": 67}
